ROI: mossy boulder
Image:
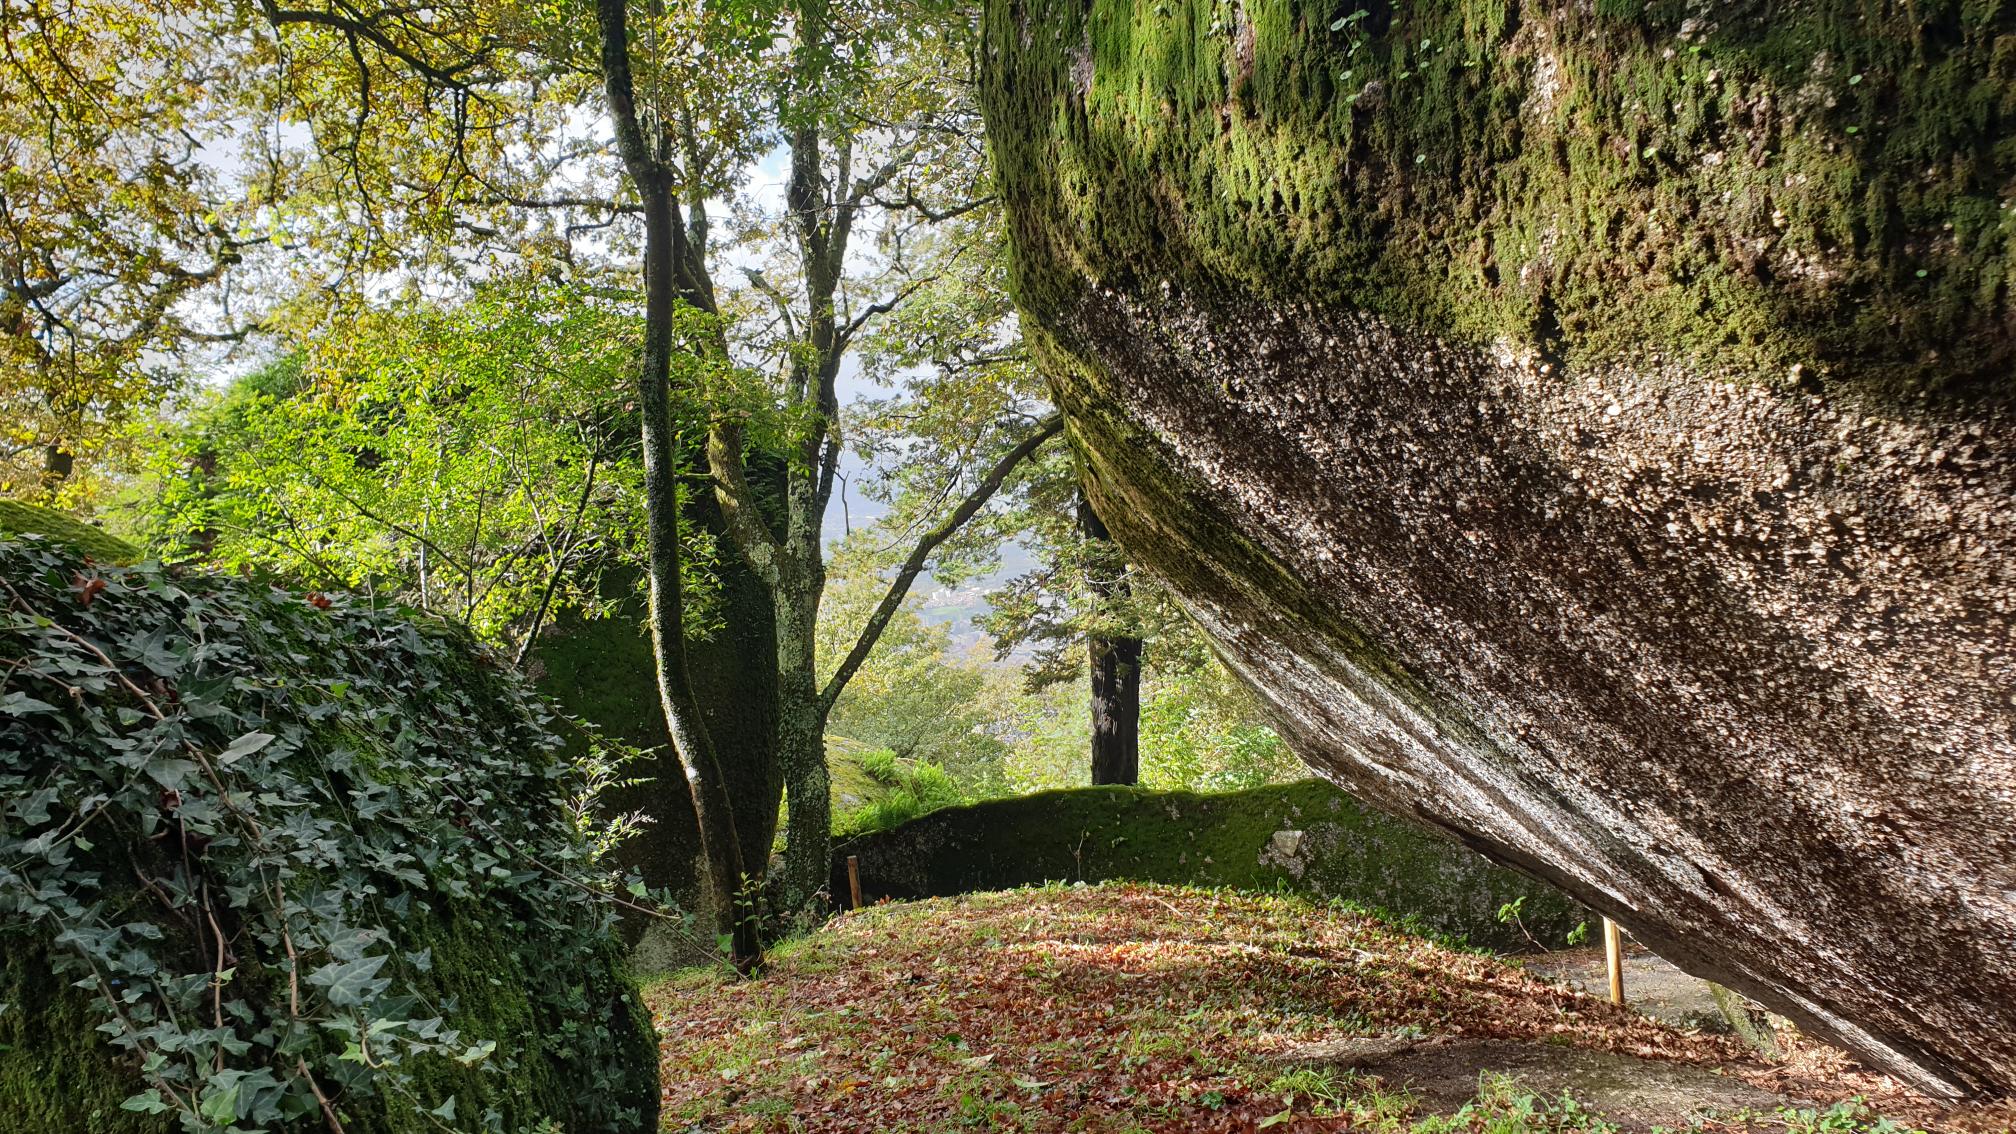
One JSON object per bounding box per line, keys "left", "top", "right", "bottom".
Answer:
{"left": 0, "top": 498, "right": 141, "bottom": 563}
{"left": 0, "top": 531, "right": 659, "bottom": 1132}
{"left": 527, "top": 492, "right": 782, "bottom": 975}
{"left": 833, "top": 781, "right": 1590, "bottom": 951}
{"left": 984, "top": 0, "right": 2016, "bottom": 1097}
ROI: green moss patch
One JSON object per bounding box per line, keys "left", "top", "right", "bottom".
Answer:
{"left": 832, "top": 781, "right": 1589, "bottom": 950}
{"left": 0, "top": 498, "right": 141, "bottom": 563}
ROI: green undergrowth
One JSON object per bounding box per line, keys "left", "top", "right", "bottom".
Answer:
{"left": 984, "top": 0, "right": 2016, "bottom": 401}
{"left": 830, "top": 745, "right": 967, "bottom": 838}
{"left": 0, "top": 528, "right": 658, "bottom": 1132}
{"left": 833, "top": 780, "right": 1588, "bottom": 949}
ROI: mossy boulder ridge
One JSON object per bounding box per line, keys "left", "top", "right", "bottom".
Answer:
{"left": 0, "top": 505, "right": 659, "bottom": 1132}
{"left": 982, "top": 0, "right": 2016, "bottom": 1098}
{"left": 834, "top": 779, "right": 1591, "bottom": 951}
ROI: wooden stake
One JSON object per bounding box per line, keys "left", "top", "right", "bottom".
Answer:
{"left": 1603, "top": 916, "right": 1625, "bottom": 1006}
{"left": 846, "top": 855, "right": 863, "bottom": 910}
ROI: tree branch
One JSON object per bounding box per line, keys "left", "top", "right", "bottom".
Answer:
{"left": 868, "top": 192, "right": 995, "bottom": 223}
{"left": 835, "top": 276, "right": 931, "bottom": 351}
{"left": 819, "top": 413, "right": 1063, "bottom": 712}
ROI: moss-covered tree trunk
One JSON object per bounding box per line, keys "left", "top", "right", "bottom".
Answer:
{"left": 597, "top": 0, "right": 758, "bottom": 968}
{"left": 773, "top": 595, "right": 833, "bottom": 919}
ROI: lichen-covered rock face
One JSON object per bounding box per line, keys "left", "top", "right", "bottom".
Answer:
{"left": 981, "top": 0, "right": 2016, "bottom": 1098}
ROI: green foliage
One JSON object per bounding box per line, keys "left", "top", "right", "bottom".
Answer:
{"left": 134, "top": 284, "right": 739, "bottom": 657}
{"left": 1266, "top": 1066, "right": 1350, "bottom": 1109}
{"left": 1137, "top": 634, "right": 1302, "bottom": 793}
{"left": 818, "top": 572, "right": 1010, "bottom": 789}
{"left": 1410, "top": 1074, "right": 1618, "bottom": 1133}
{"left": 0, "top": 533, "right": 657, "bottom": 1132}
{"left": 858, "top": 746, "right": 900, "bottom": 784}
{"left": 1752, "top": 1098, "right": 1922, "bottom": 1134}
{"left": 974, "top": 616, "right": 1302, "bottom": 795}
{"left": 982, "top": 675, "right": 1093, "bottom": 793}
{"left": 834, "top": 755, "right": 968, "bottom": 837}
{"left": 0, "top": 0, "right": 269, "bottom": 504}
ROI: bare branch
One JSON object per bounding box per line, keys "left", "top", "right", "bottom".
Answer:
{"left": 819, "top": 414, "right": 1063, "bottom": 712}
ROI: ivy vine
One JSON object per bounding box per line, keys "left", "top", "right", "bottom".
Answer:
{"left": 0, "top": 533, "right": 660, "bottom": 1133}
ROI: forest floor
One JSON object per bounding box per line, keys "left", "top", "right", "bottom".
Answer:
{"left": 643, "top": 884, "right": 2013, "bottom": 1133}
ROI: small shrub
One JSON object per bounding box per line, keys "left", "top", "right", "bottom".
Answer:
{"left": 860, "top": 746, "right": 900, "bottom": 785}
{"left": 835, "top": 759, "right": 968, "bottom": 836}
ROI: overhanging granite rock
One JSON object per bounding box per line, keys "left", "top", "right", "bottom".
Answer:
{"left": 982, "top": 0, "right": 2016, "bottom": 1096}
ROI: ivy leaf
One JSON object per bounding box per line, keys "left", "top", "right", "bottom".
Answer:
{"left": 454, "top": 1039, "right": 497, "bottom": 1065}
{"left": 120, "top": 1089, "right": 170, "bottom": 1114}
{"left": 430, "top": 1097, "right": 457, "bottom": 1120}
{"left": 217, "top": 731, "right": 276, "bottom": 765}
{"left": 307, "top": 954, "right": 389, "bottom": 1008}
{"left": 0, "top": 691, "right": 59, "bottom": 715}
{"left": 145, "top": 758, "right": 198, "bottom": 791}
{"left": 199, "top": 1077, "right": 242, "bottom": 1123}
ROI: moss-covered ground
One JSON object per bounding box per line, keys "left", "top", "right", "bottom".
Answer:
{"left": 645, "top": 884, "right": 1991, "bottom": 1132}
{"left": 0, "top": 498, "right": 140, "bottom": 562}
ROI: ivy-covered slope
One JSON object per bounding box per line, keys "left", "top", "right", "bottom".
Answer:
{"left": 832, "top": 780, "right": 1590, "bottom": 951}
{"left": 0, "top": 514, "right": 658, "bottom": 1133}
{"left": 983, "top": 0, "right": 2016, "bottom": 1099}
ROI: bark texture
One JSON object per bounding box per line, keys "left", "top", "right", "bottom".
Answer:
{"left": 1081, "top": 497, "right": 1142, "bottom": 785}
{"left": 597, "top": 0, "right": 757, "bottom": 967}
{"left": 983, "top": 0, "right": 2016, "bottom": 1098}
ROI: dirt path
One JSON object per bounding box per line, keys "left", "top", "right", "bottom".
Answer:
{"left": 1523, "top": 944, "right": 1729, "bottom": 1033}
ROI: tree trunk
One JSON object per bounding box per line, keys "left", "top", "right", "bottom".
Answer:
{"left": 39, "top": 442, "right": 73, "bottom": 495}
{"left": 635, "top": 178, "right": 757, "bottom": 968}
{"left": 1080, "top": 495, "right": 1141, "bottom": 786}
{"left": 597, "top": 0, "right": 757, "bottom": 969}
{"left": 773, "top": 595, "right": 832, "bottom": 921}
